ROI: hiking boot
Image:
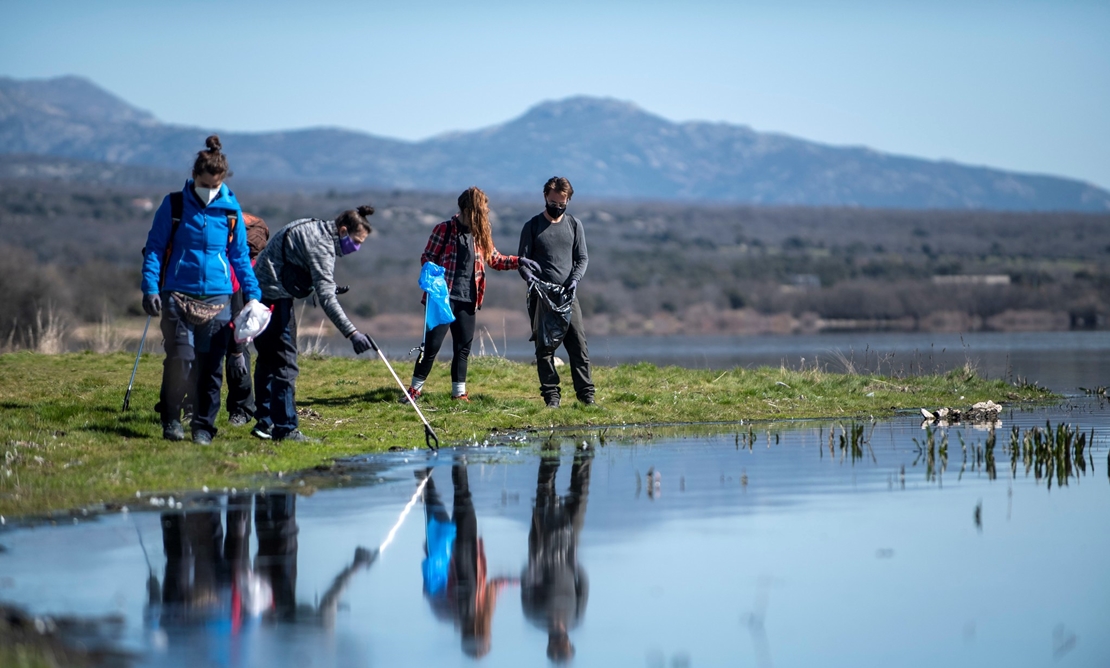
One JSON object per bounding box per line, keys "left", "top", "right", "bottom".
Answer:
{"left": 399, "top": 387, "right": 422, "bottom": 404}
{"left": 228, "top": 412, "right": 250, "bottom": 427}
{"left": 544, "top": 396, "right": 561, "bottom": 409}
{"left": 192, "top": 429, "right": 213, "bottom": 446}
{"left": 451, "top": 393, "right": 470, "bottom": 402}
{"left": 162, "top": 420, "right": 185, "bottom": 441}
{"left": 251, "top": 424, "right": 273, "bottom": 440}
{"left": 275, "top": 430, "right": 317, "bottom": 443}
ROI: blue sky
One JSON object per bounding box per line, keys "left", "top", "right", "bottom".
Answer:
{"left": 3, "top": 0, "right": 1108, "bottom": 188}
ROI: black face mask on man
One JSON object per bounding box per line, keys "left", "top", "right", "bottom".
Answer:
{"left": 545, "top": 201, "right": 567, "bottom": 218}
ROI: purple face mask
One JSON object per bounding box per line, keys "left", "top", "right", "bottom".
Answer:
{"left": 339, "top": 233, "right": 361, "bottom": 256}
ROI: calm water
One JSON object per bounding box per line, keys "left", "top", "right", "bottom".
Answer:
{"left": 1, "top": 335, "right": 1108, "bottom": 666}
{"left": 368, "top": 330, "right": 1110, "bottom": 394}
{"left": 2, "top": 402, "right": 1107, "bottom": 666}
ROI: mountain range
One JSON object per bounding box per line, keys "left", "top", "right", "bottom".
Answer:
{"left": 1, "top": 75, "right": 1107, "bottom": 211}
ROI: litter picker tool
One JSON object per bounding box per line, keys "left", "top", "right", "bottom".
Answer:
{"left": 366, "top": 334, "right": 440, "bottom": 451}
{"left": 122, "top": 315, "right": 152, "bottom": 412}
{"left": 408, "top": 298, "right": 429, "bottom": 364}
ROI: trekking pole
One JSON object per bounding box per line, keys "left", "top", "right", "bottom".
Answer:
{"left": 122, "top": 315, "right": 152, "bottom": 412}
{"left": 366, "top": 334, "right": 440, "bottom": 451}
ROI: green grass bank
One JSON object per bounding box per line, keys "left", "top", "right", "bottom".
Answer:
{"left": 0, "top": 351, "right": 1054, "bottom": 517}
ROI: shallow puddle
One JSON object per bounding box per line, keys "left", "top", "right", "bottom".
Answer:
{"left": 1, "top": 398, "right": 1108, "bottom": 666}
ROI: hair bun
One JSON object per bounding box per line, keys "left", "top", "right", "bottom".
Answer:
{"left": 205, "top": 135, "right": 222, "bottom": 152}
{"left": 357, "top": 204, "right": 375, "bottom": 217}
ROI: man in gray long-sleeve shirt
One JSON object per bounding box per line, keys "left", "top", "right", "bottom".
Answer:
{"left": 518, "top": 177, "right": 595, "bottom": 407}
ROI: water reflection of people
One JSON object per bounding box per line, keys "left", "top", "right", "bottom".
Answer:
{"left": 522, "top": 448, "right": 593, "bottom": 662}
{"left": 155, "top": 492, "right": 375, "bottom": 641}
{"left": 421, "top": 461, "right": 514, "bottom": 658}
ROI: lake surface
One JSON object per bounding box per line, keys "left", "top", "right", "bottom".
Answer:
{"left": 365, "top": 330, "right": 1110, "bottom": 394}
{"left": 2, "top": 403, "right": 1107, "bottom": 666}
{"left": 1, "top": 334, "right": 1108, "bottom": 666}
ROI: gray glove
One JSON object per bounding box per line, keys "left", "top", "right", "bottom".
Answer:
{"left": 229, "top": 353, "right": 248, "bottom": 379}
{"left": 518, "top": 257, "right": 540, "bottom": 273}
{"left": 142, "top": 294, "right": 161, "bottom": 317}
{"left": 350, "top": 331, "right": 372, "bottom": 355}
{"left": 565, "top": 279, "right": 578, "bottom": 300}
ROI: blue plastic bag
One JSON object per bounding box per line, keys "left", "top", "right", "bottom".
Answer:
{"left": 419, "top": 262, "right": 455, "bottom": 330}
{"left": 422, "top": 516, "right": 457, "bottom": 595}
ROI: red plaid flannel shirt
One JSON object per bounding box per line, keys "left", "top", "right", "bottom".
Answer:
{"left": 421, "top": 216, "right": 520, "bottom": 309}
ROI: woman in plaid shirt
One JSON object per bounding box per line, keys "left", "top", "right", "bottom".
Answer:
{"left": 404, "top": 187, "right": 540, "bottom": 401}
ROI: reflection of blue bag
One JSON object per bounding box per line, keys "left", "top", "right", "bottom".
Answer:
{"left": 422, "top": 516, "right": 457, "bottom": 595}
{"left": 419, "top": 262, "right": 455, "bottom": 330}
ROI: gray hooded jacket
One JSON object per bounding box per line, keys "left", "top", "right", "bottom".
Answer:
{"left": 254, "top": 218, "right": 357, "bottom": 338}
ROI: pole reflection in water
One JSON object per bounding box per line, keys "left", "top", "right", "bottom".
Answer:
{"left": 523, "top": 447, "right": 593, "bottom": 663}
{"left": 420, "top": 457, "right": 517, "bottom": 659}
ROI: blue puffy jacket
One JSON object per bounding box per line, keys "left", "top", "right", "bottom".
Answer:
{"left": 141, "top": 181, "right": 261, "bottom": 301}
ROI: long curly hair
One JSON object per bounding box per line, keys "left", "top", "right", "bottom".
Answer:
{"left": 457, "top": 187, "right": 494, "bottom": 264}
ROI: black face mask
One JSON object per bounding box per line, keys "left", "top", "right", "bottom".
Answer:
{"left": 545, "top": 201, "right": 567, "bottom": 218}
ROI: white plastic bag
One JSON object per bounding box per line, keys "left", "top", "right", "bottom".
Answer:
{"left": 232, "top": 299, "right": 272, "bottom": 344}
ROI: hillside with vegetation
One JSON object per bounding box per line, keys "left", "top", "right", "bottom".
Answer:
{"left": 1, "top": 173, "right": 1107, "bottom": 352}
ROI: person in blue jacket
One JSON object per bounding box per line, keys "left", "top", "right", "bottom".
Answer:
{"left": 141, "top": 135, "right": 262, "bottom": 445}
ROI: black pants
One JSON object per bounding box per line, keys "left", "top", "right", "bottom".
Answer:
{"left": 191, "top": 325, "right": 232, "bottom": 436}
{"left": 224, "top": 289, "right": 255, "bottom": 418}
{"left": 412, "top": 300, "right": 477, "bottom": 385}
{"left": 159, "top": 292, "right": 231, "bottom": 435}
{"left": 528, "top": 296, "right": 594, "bottom": 401}
{"left": 254, "top": 298, "right": 299, "bottom": 439}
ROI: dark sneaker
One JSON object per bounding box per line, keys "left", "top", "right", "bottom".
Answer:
{"left": 229, "top": 412, "right": 250, "bottom": 427}
{"left": 275, "top": 430, "right": 317, "bottom": 443}
{"left": 451, "top": 393, "right": 469, "bottom": 402}
{"left": 192, "top": 429, "right": 213, "bottom": 446}
{"left": 399, "top": 387, "right": 422, "bottom": 404}
{"left": 251, "top": 424, "right": 273, "bottom": 440}
{"left": 544, "top": 396, "right": 561, "bottom": 409}
{"left": 162, "top": 420, "right": 185, "bottom": 441}
{"left": 579, "top": 396, "right": 596, "bottom": 406}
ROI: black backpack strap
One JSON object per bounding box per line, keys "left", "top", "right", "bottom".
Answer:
{"left": 157, "top": 192, "right": 185, "bottom": 290}
{"left": 226, "top": 210, "right": 238, "bottom": 245}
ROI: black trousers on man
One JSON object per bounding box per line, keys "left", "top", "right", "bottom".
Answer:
{"left": 527, "top": 296, "right": 594, "bottom": 402}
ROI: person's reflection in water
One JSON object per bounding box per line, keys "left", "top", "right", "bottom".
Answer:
{"left": 421, "top": 460, "right": 515, "bottom": 658}
{"left": 522, "top": 447, "right": 593, "bottom": 663}
{"left": 161, "top": 503, "right": 227, "bottom": 622}
{"left": 253, "top": 492, "right": 298, "bottom": 622}
{"left": 158, "top": 495, "right": 270, "bottom": 667}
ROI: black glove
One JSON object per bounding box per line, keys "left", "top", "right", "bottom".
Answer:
{"left": 142, "top": 293, "right": 161, "bottom": 317}
{"left": 229, "top": 353, "right": 248, "bottom": 379}
{"left": 565, "top": 279, "right": 579, "bottom": 300}
{"left": 336, "top": 285, "right": 350, "bottom": 295}
{"left": 350, "top": 331, "right": 372, "bottom": 355}
{"left": 519, "top": 267, "right": 537, "bottom": 284}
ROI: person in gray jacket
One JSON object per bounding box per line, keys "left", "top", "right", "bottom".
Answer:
{"left": 249, "top": 205, "right": 376, "bottom": 442}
